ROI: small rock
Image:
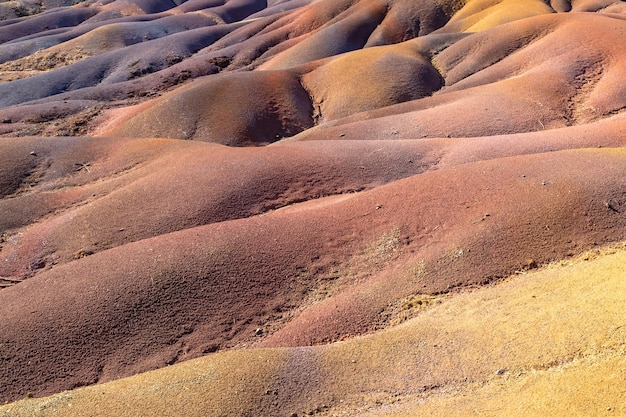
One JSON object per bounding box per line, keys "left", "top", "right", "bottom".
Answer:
{"left": 2, "top": 118, "right": 11, "bottom": 124}
{"left": 495, "top": 368, "right": 506, "bottom": 375}
{"left": 255, "top": 328, "right": 263, "bottom": 336}
{"left": 29, "top": 151, "right": 37, "bottom": 156}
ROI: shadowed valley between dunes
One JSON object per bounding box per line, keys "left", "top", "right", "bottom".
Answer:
{"left": 0, "top": 0, "right": 625, "bottom": 415}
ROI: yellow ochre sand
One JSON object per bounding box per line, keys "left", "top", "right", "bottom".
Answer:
{"left": 3, "top": 244, "right": 623, "bottom": 416}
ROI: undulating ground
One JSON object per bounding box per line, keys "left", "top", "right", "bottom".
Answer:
{"left": 0, "top": 0, "right": 625, "bottom": 415}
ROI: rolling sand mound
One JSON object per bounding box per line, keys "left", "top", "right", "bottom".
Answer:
{"left": 1, "top": 144, "right": 624, "bottom": 402}
{"left": 99, "top": 70, "right": 315, "bottom": 143}
{"left": 0, "top": 0, "right": 625, "bottom": 414}
{"left": 95, "top": 10, "right": 626, "bottom": 144}
{"left": 2, "top": 244, "right": 624, "bottom": 416}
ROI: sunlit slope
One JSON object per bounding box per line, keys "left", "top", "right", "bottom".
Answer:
{"left": 96, "top": 10, "right": 626, "bottom": 145}
{"left": 2, "top": 244, "right": 624, "bottom": 416}
{"left": 2, "top": 0, "right": 624, "bottom": 137}
{"left": 1, "top": 145, "right": 624, "bottom": 402}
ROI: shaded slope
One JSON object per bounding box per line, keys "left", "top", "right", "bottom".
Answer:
{"left": 0, "top": 13, "right": 220, "bottom": 77}
{"left": 0, "top": 23, "right": 237, "bottom": 108}
{"left": 98, "top": 70, "right": 315, "bottom": 144}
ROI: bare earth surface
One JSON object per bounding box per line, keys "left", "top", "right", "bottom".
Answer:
{"left": 0, "top": 0, "right": 625, "bottom": 415}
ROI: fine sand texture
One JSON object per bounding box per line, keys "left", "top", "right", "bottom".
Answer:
{"left": 0, "top": 0, "right": 625, "bottom": 415}
{"left": 1, "top": 244, "right": 625, "bottom": 416}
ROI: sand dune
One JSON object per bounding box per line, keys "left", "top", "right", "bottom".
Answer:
{"left": 0, "top": 0, "right": 625, "bottom": 414}
{"left": 1, "top": 244, "right": 624, "bottom": 416}
{"left": 1, "top": 144, "right": 624, "bottom": 402}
